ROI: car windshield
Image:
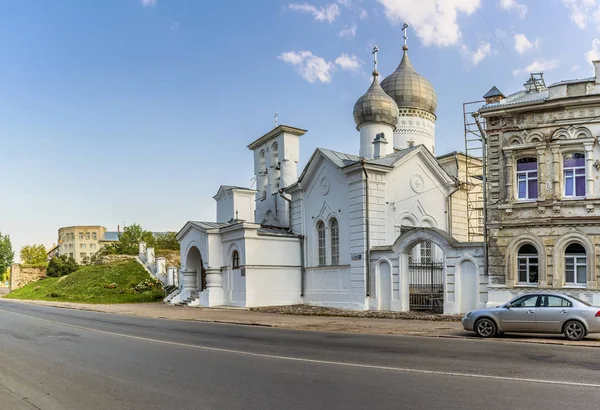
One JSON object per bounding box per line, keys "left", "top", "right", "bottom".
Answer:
{"left": 568, "top": 295, "right": 592, "bottom": 306}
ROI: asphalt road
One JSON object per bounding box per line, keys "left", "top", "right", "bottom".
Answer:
{"left": 0, "top": 300, "right": 598, "bottom": 409}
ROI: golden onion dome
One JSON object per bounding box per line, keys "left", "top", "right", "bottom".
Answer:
{"left": 353, "top": 71, "right": 400, "bottom": 130}
{"left": 380, "top": 45, "right": 437, "bottom": 116}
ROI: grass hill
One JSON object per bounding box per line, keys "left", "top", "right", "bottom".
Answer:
{"left": 5, "top": 260, "right": 164, "bottom": 304}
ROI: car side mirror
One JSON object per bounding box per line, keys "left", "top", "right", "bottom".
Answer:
{"left": 505, "top": 303, "right": 512, "bottom": 309}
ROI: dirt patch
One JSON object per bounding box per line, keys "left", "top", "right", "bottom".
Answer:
{"left": 250, "top": 304, "right": 462, "bottom": 322}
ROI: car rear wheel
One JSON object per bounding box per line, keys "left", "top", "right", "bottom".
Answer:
{"left": 564, "top": 320, "right": 586, "bottom": 341}
{"left": 475, "top": 318, "right": 497, "bottom": 338}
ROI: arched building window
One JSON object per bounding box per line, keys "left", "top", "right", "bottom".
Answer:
{"left": 330, "top": 218, "right": 339, "bottom": 265}
{"left": 259, "top": 149, "right": 266, "bottom": 171}
{"left": 516, "top": 157, "right": 537, "bottom": 200}
{"left": 565, "top": 243, "right": 586, "bottom": 285}
{"left": 564, "top": 153, "right": 585, "bottom": 198}
{"left": 271, "top": 142, "right": 279, "bottom": 168}
{"left": 317, "top": 221, "right": 326, "bottom": 266}
{"left": 517, "top": 244, "right": 538, "bottom": 284}
{"left": 232, "top": 250, "right": 240, "bottom": 269}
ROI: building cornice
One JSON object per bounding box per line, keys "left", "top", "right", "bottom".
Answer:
{"left": 247, "top": 125, "right": 307, "bottom": 150}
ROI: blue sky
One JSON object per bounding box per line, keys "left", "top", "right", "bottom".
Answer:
{"left": 1, "top": 0, "right": 599, "bottom": 258}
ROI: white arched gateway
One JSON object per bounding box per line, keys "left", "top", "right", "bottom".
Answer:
{"left": 370, "top": 227, "right": 487, "bottom": 315}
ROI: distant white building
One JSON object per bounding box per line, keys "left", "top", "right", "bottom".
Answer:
{"left": 173, "top": 40, "right": 486, "bottom": 314}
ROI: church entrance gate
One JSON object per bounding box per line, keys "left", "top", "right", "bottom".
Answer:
{"left": 408, "top": 258, "right": 444, "bottom": 313}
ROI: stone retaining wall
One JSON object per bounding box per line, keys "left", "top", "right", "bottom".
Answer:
{"left": 10, "top": 264, "right": 47, "bottom": 291}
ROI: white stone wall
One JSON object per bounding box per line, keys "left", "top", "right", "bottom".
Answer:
{"left": 370, "top": 229, "right": 487, "bottom": 314}
{"left": 244, "top": 234, "right": 302, "bottom": 307}
{"left": 178, "top": 223, "right": 302, "bottom": 308}
{"left": 382, "top": 152, "right": 451, "bottom": 244}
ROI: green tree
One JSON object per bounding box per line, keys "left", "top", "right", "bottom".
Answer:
{"left": 155, "top": 232, "right": 179, "bottom": 251}
{"left": 0, "top": 232, "right": 14, "bottom": 274}
{"left": 20, "top": 244, "right": 47, "bottom": 265}
{"left": 46, "top": 255, "right": 79, "bottom": 277}
{"left": 114, "top": 224, "right": 155, "bottom": 255}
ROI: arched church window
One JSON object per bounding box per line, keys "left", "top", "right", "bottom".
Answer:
{"left": 271, "top": 142, "right": 279, "bottom": 168}
{"left": 259, "top": 149, "right": 266, "bottom": 172}
{"left": 317, "top": 221, "right": 326, "bottom": 266}
{"left": 565, "top": 242, "right": 586, "bottom": 285}
{"left": 517, "top": 244, "right": 538, "bottom": 284}
{"left": 330, "top": 218, "right": 339, "bottom": 265}
{"left": 232, "top": 250, "right": 240, "bottom": 269}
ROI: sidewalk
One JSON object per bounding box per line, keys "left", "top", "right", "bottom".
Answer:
{"left": 3, "top": 299, "right": 600, "bottom": 347}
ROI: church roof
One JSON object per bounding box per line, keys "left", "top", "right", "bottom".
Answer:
{"left": 367, "top": 145, "right": 419, "bottom": 167}
{"left": 380, "top": 46, "right": 437, "bottom": 115}
{"left": 257, "top": 226, "right": 299, "bottom": 237}
{"left": 189, "top": 221, "right": 230, "bottom": 230}
{"left": 353, "top": 71, "right": 399, "bottom": 130}
{"left": 317, "top": 148, "right": 360, "bottom": 168}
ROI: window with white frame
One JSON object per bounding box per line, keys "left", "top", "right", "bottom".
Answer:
{"left": 516, "top": 157, "right": 538, "bottom": 200}
{"left": 330, "top": 218, "right": 339, "bottom": 265}
{"left": 517, "top": 244, "right": 538, "bottom": 284}
{"left": 564, "top": 153, "right": 586, "bottom": 198}
{"left": 565, "top": 242, "right": 587, "bottom": 286}
{"left": 317, "top": 221, "right": 326, "bottom": 266}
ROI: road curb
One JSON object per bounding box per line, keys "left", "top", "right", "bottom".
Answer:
{"left": 3, "top": 298, "right": 600, "bottom": 348}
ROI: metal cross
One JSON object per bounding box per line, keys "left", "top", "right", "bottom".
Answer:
{"left": 274, "top": 112, "right": 279, "bottom": 127}
{"left": 372, "top": 45, "right": 379, "bottom": 72}
{"left": 402, "top": 23, "right": 409, "bottom": 47}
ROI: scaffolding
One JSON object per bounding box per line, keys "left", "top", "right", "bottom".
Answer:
{"left": 463, "top": 100, "right": 486, "bottom": 243}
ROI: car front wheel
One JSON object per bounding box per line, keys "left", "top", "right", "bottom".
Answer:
{"left": 475, "top": 318, "right": 497, "bottom": 338}
{"left": 564, "top": 320, "right": 586, "bottom": 341}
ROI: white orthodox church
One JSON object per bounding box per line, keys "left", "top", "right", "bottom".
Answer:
{"left": 173, "top": 39, "right": 487, "bottom": 314}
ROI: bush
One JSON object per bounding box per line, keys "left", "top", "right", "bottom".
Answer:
{"left": 46, "top": 255, "right": 79, "bottom": 277}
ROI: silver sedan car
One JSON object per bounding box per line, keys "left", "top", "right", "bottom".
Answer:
{"left": 462, "top": 292, "right": 600, "bottom": 341}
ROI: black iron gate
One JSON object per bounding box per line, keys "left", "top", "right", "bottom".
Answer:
{"left": 409, "top": 260, "right": 444, "bottom": 313}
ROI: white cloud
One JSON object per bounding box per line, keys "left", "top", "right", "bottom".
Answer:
{"left": 460, "top": 42, "right": 492, "bottom": 65}
{"left": 279, "top": 51, "right": 333, "bottom": 83}
{"left": 377, "top": 0, "right": 480, "bottom": 47}
{"left": 358, "top": 8, "right": 368, "bottom": 19}
{"left": 499, "top": 0, "right": 528, "bottom": 19}
{"left": 141, "top": 0, "right": 156, "bottom": 6}
{"left": 335, "top": 54, "right": 361, "bottom": 70}
{"left": 513, "top": 59, "right": 560, "bottom": 76}
{"left": 339, "top": 24, "right": 357, "bottom": 38}
{"left": 289, "top": 3, "right": 341, "bottom": 23}
{"left": 494, "top": 28, "right": 507, "bottom": 38}
{"left": 573, "top": 65, "right": 581, "bottom": 70}
{"left": 513, "top": 33, "right": 541, "bottom": 54}
{"left": 586, "top": 38, "right": 600, "bottom": 67}
{"left": 279, "top": 51, "right": 361, "bottom": 83}
{"left": 526, "top": 59, "right": 560, "bottom": 72}
{"left": 562, "top": 0, "right": 597, "bottom": 29}
{"left": 337, "top": 0, "right": 352, "bottom": 7}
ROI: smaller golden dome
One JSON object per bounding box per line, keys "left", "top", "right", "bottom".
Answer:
{"left": 353, "top": 71, "right": 400, "bottom": 130}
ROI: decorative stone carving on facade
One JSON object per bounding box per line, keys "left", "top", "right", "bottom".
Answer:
{"left": 410, "top": 174, "right": 425, "bottom": 193}
{"left": 320, "top": 176, "right": 330, "bottom": 196}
